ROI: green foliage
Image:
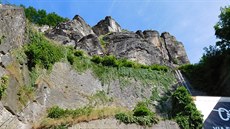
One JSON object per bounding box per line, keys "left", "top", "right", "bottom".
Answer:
{"left": 115, "top": 102, "right": 159, "bottom": 126}
{"left": 0, "top": 75, "right": 9, "bottom": 99}
{"left": 21, "top": 5, "right": 68, "bottom": 26}
{"left": 74, "top": 50, "right": 84, "bottom": 57}
{"left": 91, "top": 55, "right": 103, "bottom": 64}
{"left": 18, "top": 86, "right": 35, "bottom": 106}
{"left": 179, "top": 6, "right": 230, "bottom": 96}
{"left": 215, "top": 6, "right": 230, "bottom": 50}
{"left": 101, "top": 55, "right": 117, "bottom": 67}
{"left": 0, "top": 35, "right": 5, "bottom": 45}
{"left": 25, "top": 30, "right": 64, "bottom": 70}
{"left": 133, "top": 102, "right": 153, "bottom": 117}
{"left": 48, "top": 106, "right": 66, "bottom": 119}
{"left": 171, "top": 86, "right": 203, "bottom": 129}
{"left": 99, "top": 35, "right": 107, "bottom": 49}
{"left": 54, "top": 124, "right": 68, "bottom": 129}
{"left": 89, "top": 90, "right": 113, "bottom": 106}
{"left": 48, "top": 106, "right": 92, "bottom": 119}
{"left": 91, "top": 55, "right": 169, "bottom": 71}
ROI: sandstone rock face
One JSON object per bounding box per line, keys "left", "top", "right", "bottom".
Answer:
{"left": 0, "top": 6, "right": 25, "bottom": 54}
{"left": 76, "top": 34, "right": 104, "bottom": 55}
{"left": 0, "top": 5, "right": 25, "bottom": 70}
{"left": 104, "top": 32, "right": 165, "bottom": 65}
{"left": 69, "top": 118, "right": 180, "bottom": 129}
{"left": 92, "top": 16, "right": 122, "bottom": 36}
{"left": 103, "top": 30, "right": 189, "bottom": 66}
{"left": 45, "top": 15, "right": 189, "bottom": 66}
{"left": 161, "top": 32, "right": 190, "bottom": 65}
{"left": 46, "top": 15, "right": 94, "bottom": 45}
{"left": 0, "top": 102, "right": 30, "bottom": 129}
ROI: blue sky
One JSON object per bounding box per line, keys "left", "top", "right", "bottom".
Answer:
{"left": 6, "top": 0, "right": 230, "bottom": 63}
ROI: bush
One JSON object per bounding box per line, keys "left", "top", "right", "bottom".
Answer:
{"left": 101, "top": 55, "right": 117, "bottom": 67}
{"left": 115, "top": 113, "right": 135, "bottom": 124}
{"left": 21, "top": 5, "right": 68, "bottom": 26}
{"left": 48, "top": 106, "right": 66, "bottom": 119}
{"left": 25, "top": 31, "right": 64, "bottom": 70}
{"left": 0, "top": 75, "right": 9, "bottom": 99}
{"left": 74, "top": 50, "right": 84, "bottom": 57}
{"left": 47, "top": 106, "right": 93, "bottom": 119}
{"left": 172, "top": 86, "right": 203, "bottom": 129}
{"left": 115, "top": 102, "right": 159, "bottom": 126}
{"left": 150, "top": 64, "right": 168, "bottom": 72}
{"left": 133, "top": 102, "right": 152, "bottom": 117}
{"left": 91, "top": 55, "right": 103, "bottom": 64}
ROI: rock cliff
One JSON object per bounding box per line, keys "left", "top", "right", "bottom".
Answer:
{"left": 92, "top": 16, "right": 122, "bottom": 36}
{"left": 0, "top": 5, "right": 187, "bottom": 129}
{"left": 46, "top": 15, "right": 189, "bottom": 66}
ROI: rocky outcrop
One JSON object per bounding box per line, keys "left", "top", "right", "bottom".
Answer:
{"left": 103, "top": 30, "right": 189, "bottom": 66}
{"left": 0, "top": 5, "right": 25, "bottom": 71}
{"left": 0, "top": 5, "right": 25, "bottom": 54}
{"left": 45, "top": 15, "right": 189, "bottom": 66}
{"left": 46, "top": 15, "right": 94, "bottom": 46}
{"left": 104, "top": 32, "right": 166, "bottom": 65}
{"left": 76, "top": 34, "right": 104, "bottom": 55}
{"left": 161, "top": 32, "right": 190, "bottom": 64}
{"left": 92, "top": 16, "right": 122, "bottom": 36}
{"left": 69, "top": 118, "right": 180, "bottom": 129}
{"left": 0, "top": 102, "right": 30, "bottom": 129}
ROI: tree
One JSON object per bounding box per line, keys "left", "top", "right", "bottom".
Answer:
{"left": 21, "top": 5, "right": 68, "bottom": 26}
{"left": 214, "top": 6, "right": 230, "bottom": 50}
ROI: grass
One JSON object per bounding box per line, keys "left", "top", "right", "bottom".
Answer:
{"left": 98, "top": 35, "right": 107, "bottom": 50}
{"left": 18, "top": 85, "right": 35, "bottom": 106}
{"left": 89, "top": 90, "right": 113, "bottom": 106}
{"left": 115, "top": 101, "right": 159, "bottom": 127}
{"left": 65, "top": 49, "right": 176, "bottom": 94}
{"left": 34, "top": 106, "right": 128, "bottom": 129}
{"left": 0, "top": 35, "right": 5, "bottom": 45}
{"left": 0, "top": 75, "right": 9, "bottom": 99}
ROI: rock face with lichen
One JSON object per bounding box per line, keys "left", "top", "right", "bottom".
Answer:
{"left": 46, "top": 15, "right": 95, "bottom": 46}
{"left": 92, "top": 16, "right": 122, "bottom": 36}
{"left": 46, "top": 15, "right": 189, "bottom": 66}
{"left": 0, "top": 5, "right": 185, "bottom": 129}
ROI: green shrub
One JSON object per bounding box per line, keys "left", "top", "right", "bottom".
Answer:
{"left": 115, "top": 113, "right": 135, "bottom": 124}
{"left": 21, "top": 5, "right": 68, "bottom": 26}
{"left": 0, "top": 75, "right": 9, "bottom": 99}
{"left": 25, "top": 31, "right": 64, "bottom": 70}
{"left": 74, "top": 50, "right": 84, "bottom": 57}
{"left": 175, "top": 115, "right": 190, "bottom": 129}
{"left": 18, "top": 86, "right": 35, "bottom": 106}
{"left": 91, "top": 55, "right": 103, "bottom": 64}
{"left": 172, "top": 86, "right": 203, "bottom": 129}
{"left": 150, "top": 64, "right": 168, "bottom": 72}
{"left": 101, "top": 55, "right": 117, "bottom": 67}
{"left": 115, "top": 102, "right": 159, "bottom": 126}
{"left": 48, "top": 106, "right": 66, "bottom": 119}
{"left": 133, "top": 102, "right": 152, "bottom": 117}
{"left": 47, "top": 106, "right": 93, "bottom": 119}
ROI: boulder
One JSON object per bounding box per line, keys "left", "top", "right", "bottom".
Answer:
{"left": 76, "top": 34, "right": 104, "bottom": 55}
{"left": 46, "top": 15, "right": 94, "bottom": 46}
{"left": 161, "top": 32, "right": 190, "bottom": 65}
{"left": 0, "top": 6, "right": 25, "bottom": 54}
{"left": 93, "top": 16, "right": 122, "bottom": 36}
{"left": 104, "top": 32, "right": 166, "bottom": 65}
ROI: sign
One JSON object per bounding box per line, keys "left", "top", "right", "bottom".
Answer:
{"left": 193, "top": 96, "right": 230, "bottom": 129}
{"left": 204, "top": 102, "right": 230, "bottom": 129}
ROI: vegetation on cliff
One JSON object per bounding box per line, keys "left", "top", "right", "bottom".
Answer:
{"left": 0, "top": 75, "right": 9, "bottom": 99}
{"left": 171, "top": 86, "right": 203, "bottom": 129}
{"left": 115, "top": 102, "right": 159, "bottom": 127}
{"left": 179, "top": 6, "right": 230, "bottom": 96}
{"left": 21, "top": 5, "right": 68, "bottom": 26}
